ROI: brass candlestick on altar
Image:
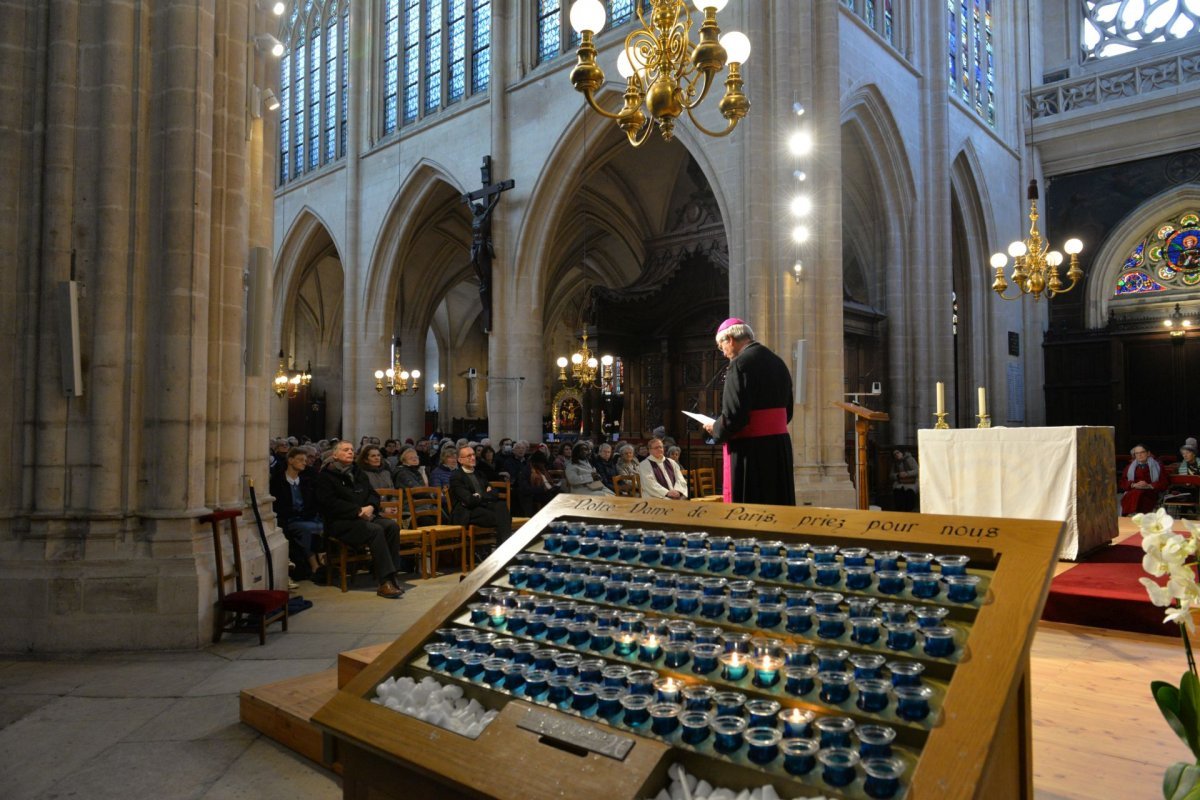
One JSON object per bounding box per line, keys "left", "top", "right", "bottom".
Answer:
{"left": 933, "top": 411, "right": 949, "bottom": 430}
{"left": 976, "top": 413, "right": 991, "bottom": 429}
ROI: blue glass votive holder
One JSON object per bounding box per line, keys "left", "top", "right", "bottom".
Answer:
{"left": 757, "top": 602, "right": 784, "bottom": 629}
{"left": 490, "top": 638, "right": 516, "bottom": 660}
{"left": 526, "top": 569, "right": 548, "bottom": 589}
{"left": 819, "top": 747, "right": 861, "bottom": 788}
{"left": 435, "top": 627, "right": 458, "bottom": 644}
{"left": 786, "top": 558, "right": 813, "bottom": 583}
{"left": 683, "top": 684, "right": 715, "bottom": 711}
{"left": 547, "top": 520, "right": 569, "bottom": 534}
{"left": 745, "top": 699, "right": 781, "bottom": 728}
{"left": 443, "top": 648, "right": 468, "bottom": 674}
{"left": 812, "top": 592, "right": 844, "bottom": 613}
{"left": 909, "top": 572, "right": 941, "bottom": 599}
{"left": 564, "top": 574, "right": 585, "bottom": 596}
{"left": 815, "top": 611, "right": 848, "bottom": 639}
{"left": 578, "top": 537, "right": 600, "bottom": 557}
{"left": 593, "top": 609, "right": 619, "bottom": 629}
{"left": 863, "top": 757, "right": 905, "bottom": 799}
{"left": 452, "top": 629, "right": 478, "bottom": 646}
{"left": 720, "top": 631, "right": 752, "bottom": 653}
{"left": 914, "top": 605, "right": 950, "bottom": 628}
{"left": 423, "top": 643, "right": 450, "bottom": 669}
{"left": 857, "top": 724, "right": 896, "bottom": 759}
{"left": 732, "top": 537, "right": 757, "bottom": 554}
{"left": 595, "top": 685, "right": 626, "bottom": 718}
{"left": 733, "top": 553, "right": 758, "bottom": 575}
{"left": 815, "top": 562, "right": 843, "bottom": 586}
{"left": 511, "top": 642, "right": 537, "bottom": 665}
{"left": 876, "top": 570, "right": 907, "bottom": 595}
{"left": 945, "top": 574, "right": 981, "bottom": 603}
{"left": 561, "top": 535, "right": 581, "bottom": 555}
{"left": 782, "top": 738, "right": 821, "bottom": 775}
{"left": 903, "top": 552, "right": 934, "bottom": 574}
{"left": 755, "top": 585, "right": 781, "bottom": 605}
{"left": 684, "top": 551, "right": 707, "bottom": 570}
{"left": 507, "top": 566, "right": 528, "bottom": 587}
{"left": 758, "top": 539, "right": 784, "bottom": 556}
{"left": 727, "top": 580, "right": 755, "bottom": 599}
{"left": 605, "top": 580, "right": 629, "bottom": 604}
{"left": 701, "top": 596, "right": 727, "bottom": 620}
{"left": 841, "top": 547, "right": 870, "bottom": 566}
{"left": 922, "top": 625, "right": 956, "bottom": 658}
{"left": 515, "top": 594, "right": 538, "bottom": 612}
{"left": 780, "top": 707, "right": 815, "bottom": 738}
{"left": 855, "top": 678, "right": 892, "bottom": 712}
{"left": 544, "top": 572, "right": 565, "bottom": 593}
{"left": 810, "top": 544, "right": 840, "bottom": 563}
{"left": 666, "top": 620, "right": 695, "bottom": 641}
{"left": 691, "top": 643, "right": 721, "bottom": 675}
{"left": 628, "top": 582, "right": 652, "bottom": 606}
{"left": 567, "top": 621, "right": 591, "bottom": 647}
{"left": 815, "top": 715, "right": 857, "bottom": 749}
{"left": 571, "top": 681, "right": 598, "bottom": 712}
{"left": 849, "top": 654, "right": 887, "bottom": 680}
{"left": 626, "top": 669, "right": 658, "bottom": 696}
{"left": 871, "top": 550, "right": 902, "bottom": 572}
{"left": 588, "top": 626, "right": 613, "bottom": 652}
{"left": 553, "top": 653, "right": 581, "bottom": 677}
{"left": 894, "top": 684, "right": 933, "bottom": 720}
{"left": 719, "top": 652, "right": 750, "bottom": 681}
{"left": 711, "top": 715, "right": 748, "bottom": 754}
{"left": 845, "top": 566, "right": 874, "bottom": 591}
{"left": 694, "top": 626, "right": 723, "bottom": 645}
{"left": 650, "top": 703, "right": 681, "bottom": 735}
{"left": 887, "top": 660, "right": 924, "bottom": 687}
{"left": 786, "top": 605, "right": 815, "bottom": 633}
{"left": 758, "top": 555, "right": 785, "bottom": 580}
{"left": 847, "top": 596, "right": 879, "bottom": 618}
{"left": 542, "top": 533, "right": 563, "bottom": 552}
{"left": 462, "top": 653, "right": 488, "bottom": 681}
{"left": 885, "top": 621, "right": 919, "bottom": 651}
{"left": 578, "top": 658, "right": 606, "bottom": 684}
{"left": 727, "top": 598, "right": 754, "bottom": 624}
{"left": 620, "top": 528, "right": 642, "bottom": 543}
{"left": 664, "top": 532, "right": 685, "bottom": 548}
{"left": 524, "top": 669, "right": 549, "bottom": 697}
{"left": 618, "top": 542, "right": 641, "bottom": 561}
{"left": 617, "top": 612, "right": 644, "bottom": 633}
{"left": 708, "top": 535, "right": 733, "bottom": 552}
{"left": 639, "top": 545, "right": 663, "bottom": 565}
{"left": 599, "top": 540, "right": 619, "bottom": 559}
{"left": 714, "top": 691, "right": 747, "bottom": 717}
{"left": 661, "top": 547, "right": 683, "bottom": 568}
{"left": 638, "top": 634, "right": 663, "bottom": 662}
{"left": 663, "top": 642, "right": 691, "bottom": 669}
{"left": 936, "top": 554, "right": 970, "bottom": 576}
{"left": 614, "top": 633, "right": 638, "bottom": 657}
{"left": 685, "top": 531, "right": 708, "bottom": 549}
{"left": 851, "top": 616, "right": 882, "bottom": 645}
{"left": 785, "top": 665, "right": 818, "bottom": 696}
{"left": 877, "top": 602, "right": 912, "bottom": 624}
{"left": 707, "top": 552, "right": 732, "bottom": 572}
{"left": 598, "top": 524, "right": 621, "bottom": 540}
{"left": 680, "top": 710, "right": 712, "bottom": 744}
{"left": 785, "top": 541, "right": 810, "bottom": 560}
{"left": 468, "top": 603, "right": 489, "bottom": 624}
{"left": 602, "top": 664, "right": 631, "bottom": 687}
{"left": 502, "top": 662, "right": 527, "bottom": 690}
{"left": 674, "top": 590, "right": 701, "bottom": 615}
{"left": 547, "top": 681, "right": 573, "bottom": 705}
{"left": 642, "top": 530, "right": 665, "bottom": 546}
{"left": 782, "top": 642, "right": 814, "bottom": 667}
{"left": 815, "top": 647, "right": 849, "bottom": 672}
{"left": 746, "top": 726, "right": 783, "bottom": 764}
{"left": 819, "top": 671, "right": 853, "bottom": 704}
{"left": 472, "top": 632, "right": 496, "bottom": 654}
{"left": 699, "top": 577, "right": 728, "bottom": 596}
{"left": 753, "top": 656, "right": 782, "bottom": 688}
{"left": 533, "top": 648, "right": 559, "bottom": 671}
{"left": 483, "top": 657, "right": 507, "bottom": 686}
{"left": 546, "top": 619, "right": 570, "bottom": 642}
{"left": 620, "top": 693, "right": 652, "bottom": 727}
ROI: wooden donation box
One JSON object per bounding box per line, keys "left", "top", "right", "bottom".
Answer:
{"left": 313, "top": 495, "right": 1064, "bottom": 800}
{"left": 917, "top": 426, "right": 1117, "bottom": 560}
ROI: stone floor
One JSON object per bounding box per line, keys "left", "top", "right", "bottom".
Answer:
{"left": 0, "top": 572, "right": 463, "bottom": 800}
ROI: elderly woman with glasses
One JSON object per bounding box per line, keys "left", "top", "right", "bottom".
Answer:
{"left": 1119, "top": 443, "right": 1168, "bottom": 516}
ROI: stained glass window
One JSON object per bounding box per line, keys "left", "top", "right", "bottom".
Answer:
{"left": 535, "top": 0, "right": 642, "bottom": 66}
{"left": 340, "top": 3, "right": 349, "bottom": 156}
{"left": 383, "top": 0, "right": 401, "bottom": 133}
{"left": 471, "top": 0, "right": 491, "bottom": 94}
{"left": 447, "top": 0, "right": 466, "bottom": 104}
{"left": 424, "top": 0, "right": 442, "bottom": 113}
{"left": 277, "top": 1, "right": 350, "bottom": 186}
{"left": 947, "top": 0, "right": 994, "bottom": 128}
{"left": 842, "top": 0, "right": 900, "bottom": 49}
{"left": 1113, "top": 211, "right": 1200, "bottom": 296}
{"left": 1083, "top": 1, "right": 1200, "bottom": 61}
{"left": 537, "top": 0, "right": 561, "bottom": 65}
{"left": 402, "top": 0, "right": 419, "bottom": 124}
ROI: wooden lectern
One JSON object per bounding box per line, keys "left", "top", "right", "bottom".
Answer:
{"left": 834, "top": 401, "right": 890, "bottom": 510}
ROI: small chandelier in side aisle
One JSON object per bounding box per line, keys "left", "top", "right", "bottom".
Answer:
{"left": 568, "top": 0, "right": 750, "bottom": 146}
{"left": 374, "top": 337, "right": 420, "bottom": 396}
{"left": 556, "top": 329, "right": 613, "bottom": 388}
{"left": 273, "top": 351, "right": 312, "bottom": 398}
{"left": 989, "top": 180, "right": 1083, "bottom": 301}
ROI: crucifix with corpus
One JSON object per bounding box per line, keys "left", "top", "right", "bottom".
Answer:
{"left": 462, "top": 155, "right": 514, "bottom": 334}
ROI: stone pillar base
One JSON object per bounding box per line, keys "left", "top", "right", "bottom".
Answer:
{"left": 793, "top": 465, "right": 858, "bottom": 510}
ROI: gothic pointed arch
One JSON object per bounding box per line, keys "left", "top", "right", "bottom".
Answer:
{"left": 950, "top": 144, "right": 995, "bottom": 422}
{"left": 273, "top": 206, "right": 343, "bottom": 348}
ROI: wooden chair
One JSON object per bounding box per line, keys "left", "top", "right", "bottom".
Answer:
{"left": 324, "top": 527, "right": 375, "bottom": 593}
{"left": 379, "top": 488, "right": 426, "bottom": 578}
{"left": 406, "top": 486, "right": 466, "bottom": 577}
{"left": 690, "top": 466, "right": 718, "bottom": 499}
{"left": 1165, "top": 475, "right": 1200, "bottom": 520}
{"left": 613, "top": 473, "right": 641, "bottom": 497}
{"left": 464, "top": 481, "right": 526, "bottom": 572}
{"left": 202, "top": 509, "right": 288, "bottom": 645}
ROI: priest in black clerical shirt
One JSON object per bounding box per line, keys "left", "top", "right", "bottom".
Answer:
{"left": 448, "top": 445, "right": 513, "bottom": 549}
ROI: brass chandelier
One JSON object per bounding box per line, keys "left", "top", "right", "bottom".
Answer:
{"left": 568, "top": 0, "right": 750, "bottom": 146}
{"left": 373, "top": 337, "right": 420, "bottom": 396}
{"left": 988, "top": 179, "right": 1083, "bottom": 301}
{"left": 556, "top": 329, "right": 613, "bottom": 388}
{"left": 272, "top": 351, "right": 311, "bottom": 398}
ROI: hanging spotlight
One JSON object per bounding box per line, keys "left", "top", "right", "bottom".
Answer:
{"left": 787, "top": 130, "right": 813, "bottom": 156}
{"left": 254, "top": 33, "right": 284, "bottom": 57}
{"left": 789, "top": 195, "right": 812, "bottom": 217}
{"left": 791, "top": 225, "right": 810, "bottom": 244}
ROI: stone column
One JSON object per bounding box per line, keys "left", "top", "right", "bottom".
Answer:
{"left": 395, "top": 333, "right": 426, "bottom": 440}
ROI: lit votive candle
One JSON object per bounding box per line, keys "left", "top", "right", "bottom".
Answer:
{"left": 571, "top": 681, "right": 598, "bottom": 712}
{"left": 844, "top": 565, "right": 874, "bottom": 591}
{"left": 863, "top": 756, "right": 905, "bottom": 799}
{"left": 595, "top": 685, "right": 626, "bottom": 718}
{"left": 745, "top": 698, "right": 781, "bottom": 728}
{"left": 714, "top": 691, "right": 747, "bottom": 717}
{"left": 649, "top": 702, "right": 681, "bottom": 735}
{"left": 815, "top": 715, "right": 857, "bottom": 748}
{"left": 855, "top": 678, "right": 892, "bottom": 712}
{"left": 936, "top": 553, "right": 970, "bottom": 576}
{"left": 756, "top": 602, "right": 784, "bottom": 629}
{"left": 818, "top": 670, "right": 853, "bottom": 704}
{"left": 922, "top": 625, "right": 956, "bottom": 658}
{"left": 815, "top": 611, "right": 848, "bottom": 640}
{"left": 620, "top": 693, "right": 652, "bottom": 727}
{"left": 851, "top": 616, "right": 882, "bottom": 645}
{"left": 876, "top": 570, "right": 907, "bottom": 595}
{"left": 785, "top": 665, "right": 818, "bottom": 696}
{"left": 614, "top": 633, "right": 637, "bottom": 657}
{"left": 654, "top": 677, "right": 682, "bottom": 704}
{"left": 780, "top": 707, "right": 815, "bottom": 738}
{"left": 818, "top": 747, "right": 861, "bottom": 788}
{"left": 782, "top": 737, "right": 820, "bottom": 775}
{"left": 680, "top": 710, "right": 712, "bottom": 744}
{"left": 871, "top": 550, "right": 902, "bottom": 572}
{"left": 663, "top": 641, "right": 691, "bottom": 669}
{"left": 691, "top": 643, "right": 721, "bottom": 675}
{"left": 857, "top": 724, "right": 896, "bottom": 759}
{"left": 720, "top": 652, "right": 750, "bottom": 682}
{"left": 745, "top": 726, "right": 783, "bottom": 764}
{"left": 786, "top": 557, "right": 813, "bottom": 583}
{"left": 638, "top": 634, "right": 662, "bottom": 662}
{"left": 753, "top": 655, "right": 782, "bottom": 688}
{"left": 786, "top": 605, "right": 815, "bottom": 633}
{"left": 893, "top": 684, "right": 934, "bottom": 720}
{"left": 711, "top": 715, "right": 748, "bottom": 754}
{"left": 885, "top": 621, "right": 919, "bottom": 651}
{"left": 683, "top": 684, "right": 715, "bottom": 711}
{"left": 945, "top": 574, "right": 981, "bottom": 603}
{"left": 727, "top": 598, "right": 754, "bottom": 624}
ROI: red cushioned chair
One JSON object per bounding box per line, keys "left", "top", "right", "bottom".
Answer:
{"left": 202, "top": 509, "right": 288, "bottom": 645}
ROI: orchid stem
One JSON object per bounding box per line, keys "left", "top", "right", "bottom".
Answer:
{"left": 1183, "top": 623, "right": 1197, "bottom": 676}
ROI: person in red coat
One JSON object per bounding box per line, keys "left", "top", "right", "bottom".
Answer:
{"left": 1120, "top": 443, "right": 1168, "bottom": 516}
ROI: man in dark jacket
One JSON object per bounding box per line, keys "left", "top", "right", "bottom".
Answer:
{"left": 449, "top": 445, "right": 512, "bottom": 559}
{"left": 314, "top": 441, "right": 406, "bottom": 598}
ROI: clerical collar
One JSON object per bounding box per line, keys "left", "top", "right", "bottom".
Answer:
{"left": 462, "top": 466, "right": 475, "bottom": 474}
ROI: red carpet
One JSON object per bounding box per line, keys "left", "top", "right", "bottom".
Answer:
{"left": 1041, "top": 533, "right": 1176, "bottom": 637}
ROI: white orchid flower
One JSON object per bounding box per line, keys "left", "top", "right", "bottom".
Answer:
{"left": 1139, "top": 508, "right": 1175, "bottom": 534}
{"left": 1142, "top": 577, "right": 1174, "bottom": 607}
{"left": 1164, "top": 604, "right": 1198, "bottom": 634}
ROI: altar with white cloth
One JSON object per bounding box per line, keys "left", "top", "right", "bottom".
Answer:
{"left": 917, "top": 426, "right": 1117, "bottom": 560}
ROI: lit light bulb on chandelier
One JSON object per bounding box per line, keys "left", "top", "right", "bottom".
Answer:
{"left": 788, "top": 131, "right": 813, "bottom": 156}
{"left": 789, "top": 195, "right": 813, "bottom": 217}
{"left": 791, "top": 225, "right": 811, "bottom": 244}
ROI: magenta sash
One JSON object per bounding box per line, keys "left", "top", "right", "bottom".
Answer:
{"left": 722, "top": 408, "right": 790, "bottom": 502}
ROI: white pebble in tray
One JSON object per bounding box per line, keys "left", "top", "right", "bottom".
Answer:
{"left": 373, "top": 675, "right": 499, "bottom": 739}
{"left": 650, "top": 764, "right": 820, "bottom": 800}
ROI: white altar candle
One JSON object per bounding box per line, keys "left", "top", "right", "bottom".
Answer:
{"left": 977, "top": 386, "right": 987, "bottom": 416}
{"left": 936, "top": 382, "right": 945, "bottom": 415}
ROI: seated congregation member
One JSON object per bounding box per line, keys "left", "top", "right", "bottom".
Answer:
{"left": 638, "top": 438, "right": 689, "bottom": 500}
{"left": 392, "top": 445, "right": 429, "bottom": 491}
{"left": 566, "top": 441, "right": 614, "bottom": 495}
{"left": 449, "top": 445, "right": 513, "bottom": 551}
{"left": 1120, "top": 443, "right": 1168, "bottom": 516}
{"left": 592, "top": 442, "right": 619, "bottom": 490}
{"left": 357, "top": 445, "right": 396, "bottom": 499}
{"left": 269, "top": 447, "right": 325, "bottom": 579}
{"left": 667, "top": 445, "right": 683, "bottom": 465}
{"left": 518, "top": 450, "right": 561, "bottom": 516}
{"left": 496, "top": 440, "right": 526, "bottom": 481}
{"left": 430, "top": 447, "right": 458, "bottom": 489}
{"left": 476, "top": 444, "right": 502, "bottom": 483}
{"left": 314, "top": 441, "right": 407, "bottom": 599}
{"left": 616, "top": 443, "right": 640, "bottom": 476}
{"left": 552, "top": 442, "right": 573, "bottom": 472}
{"left": 1179, "top": 439, "right": 1200, "bottom": 476}
{"left": 890, "top": 449, "right": 919, "bottom": 512}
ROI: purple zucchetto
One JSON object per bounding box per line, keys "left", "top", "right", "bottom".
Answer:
{"left": 717, "top": 317, "right": 746, "bottom": 335}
